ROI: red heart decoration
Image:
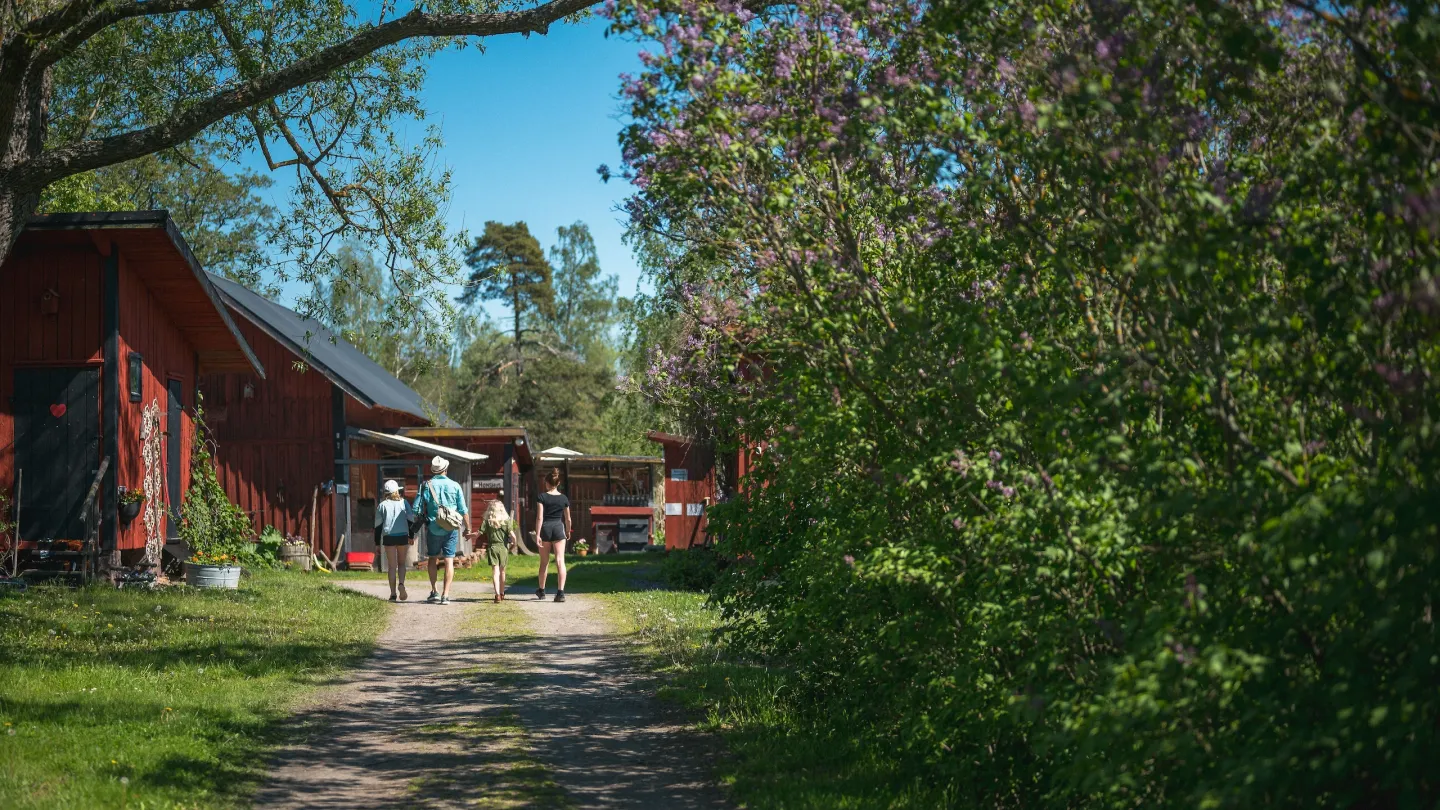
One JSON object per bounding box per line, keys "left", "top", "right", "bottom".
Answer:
{"left": 50, "top": 404, "right": 66, "bottom": 418}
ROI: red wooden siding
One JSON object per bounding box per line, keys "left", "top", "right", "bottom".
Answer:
{"left": 200, "top": 317, "right": 336, "bottom": 553}
{"left": 0, "top": 238, "right": 104, "bottom": 514}
{"left": 650, "top": 435, "right": 717, "bottom": 549}
{"left": 116, "top": 253, "right": 197, "bottom": 552}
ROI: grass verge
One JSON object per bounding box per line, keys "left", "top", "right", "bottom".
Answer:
{"left": 334, "top": 551, "right": 664, "bottom": 594}
{"left": 0, "top": 570, "right": 386, "bottom": 809}
{"left": 601, "top": 588, "right": 954, "bottom": 809}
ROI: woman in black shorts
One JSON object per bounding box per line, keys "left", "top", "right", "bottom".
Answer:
{"left": 534, "top": 468, "right": 571, "bottom": 602}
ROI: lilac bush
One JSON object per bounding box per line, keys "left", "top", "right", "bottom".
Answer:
{"left": 612, "top": 0, "right": 1439, "bottom": 805}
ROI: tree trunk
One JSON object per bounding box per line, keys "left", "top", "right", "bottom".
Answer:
{"left": 0, "top": 60, "right": 51, "bottom": 270}
{"left": 512, "top": 284, "right": 524, "bottom": 378}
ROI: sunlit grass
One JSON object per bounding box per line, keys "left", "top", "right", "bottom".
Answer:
{"left": 601, "top": 589, "right": 956, "bottom": 809}
{"left": 0, "top": 570, "right": 386, "bottom": 809}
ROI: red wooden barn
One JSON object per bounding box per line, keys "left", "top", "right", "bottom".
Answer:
{"left": 0, "top": 212, "right": 263, "bottom": 571}
{"left": 199, "top": 273, "right": 460, "bottom": 558}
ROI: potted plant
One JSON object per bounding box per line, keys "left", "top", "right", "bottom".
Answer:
{"left": 178, "top": 400, "right": 253, "bottom": 589}
{"left": 575, "top": 539, "right": 590, "bottom": 557}
{"left": 118, "top": 487, "right": 146, "bottom": 524}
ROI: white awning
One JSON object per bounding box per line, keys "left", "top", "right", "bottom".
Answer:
{"left": 539, "top": 446, "right": 583, "bottom": 458}
{"left": 348, "top": 429, "right": 487, "bottom": 463}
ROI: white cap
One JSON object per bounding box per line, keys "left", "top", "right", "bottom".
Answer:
{"left": 430, "top": 456, "right": 449, "bottom": 474}
{"left": 382, "top": 479, "right": 400, "bottom": 495}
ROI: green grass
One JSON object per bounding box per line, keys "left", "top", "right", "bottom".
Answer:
{"left": 335, "top": 550, "right": 665, "bottom": 594}
{"left": 0, "top": 570, "right": 387, "bottom": 809}
{"left": 601, "top": 589, "right": 955, "bottom": 809}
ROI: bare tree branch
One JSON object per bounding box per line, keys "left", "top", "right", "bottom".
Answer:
{"left": 11, "top": 0, "right": 598, "bottom": 189}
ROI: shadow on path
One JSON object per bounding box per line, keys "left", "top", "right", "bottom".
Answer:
{"left": 254, "top": 581, "right": 728, "bottom": 809}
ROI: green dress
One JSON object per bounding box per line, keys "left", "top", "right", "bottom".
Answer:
{"left": 483, "top": 522, "right": 513, "bottom": 567}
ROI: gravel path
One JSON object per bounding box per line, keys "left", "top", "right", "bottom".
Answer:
{"left": 253, "top": 578, "right": 729, "bottom": 809}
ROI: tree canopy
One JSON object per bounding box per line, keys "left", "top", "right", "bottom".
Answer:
{"left": 0, "top": 0, "right": 599, "bottom": 338}
{"left": 611, "top": 0, "right": 1440, "bottom": 805}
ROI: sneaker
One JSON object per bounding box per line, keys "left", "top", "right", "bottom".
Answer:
{"left": 535, "top": 588, "right": 546, "bottom": 600}
{"left": 398, "top": 583, "right": 408, "bottom": 601}
{"left": 554, "top": 591, "right": 566, "bottom": 603}
{"left": 426, "top": 591, "right": 439, "bottom": 603}
{"left": 439, "top": 596, "right": 450, "bottom": 606}
{"left": 389, "top": 593, "right": 397, "bottom": 602}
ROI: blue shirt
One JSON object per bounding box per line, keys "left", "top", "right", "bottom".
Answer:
{"left": 374, "top": 498, "right": 412, "bottom": 537}
{"left": 417, "top": 475, "right": 467, "bottom": 535}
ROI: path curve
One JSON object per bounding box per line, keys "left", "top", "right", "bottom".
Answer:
{"left": 253, "top": 579, "right": 729, "bottom": 809}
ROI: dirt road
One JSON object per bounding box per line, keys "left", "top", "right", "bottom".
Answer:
{"left": 252, "top": 579, "right": 729, "bottom": 809}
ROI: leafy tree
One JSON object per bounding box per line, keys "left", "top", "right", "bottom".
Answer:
{"left": 547, "top": 221, "right": 621, "bottom": 355}
{"left": 460, "top": 220, "right": 557, "bottom": 377}
{"left": 0, "top": 0, "right": 598, "bottom": 334}
{"left": 39, "top": 143, "right": 275, "bottom": 283}
{"left": 612, "top": 0, "right": 1440, "bottom": 806}
{"left": 312, "top": 244, "right": 439, "bottom": 386}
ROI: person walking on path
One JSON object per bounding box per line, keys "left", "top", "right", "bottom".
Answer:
{"left": 375, "top": 479, "right": 414, "bottom": 602}
{"left": 417, "top": 456, "right": 472, "bottom": 606}
{"left": 480, "top": 500, "right": 517, "bottom": 603}
{"left": 534, "top": 468, "right": 571, "bottom": 602}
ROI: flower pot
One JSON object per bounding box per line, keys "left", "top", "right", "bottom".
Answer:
{"left": 577, "top": 548, "right": 589, "bottom": 557}
{"left": 184, "top": 562, "right": 241, "bottom": 589}
{"left": 280, "top": 544, "right": 312, "bottom": 571}
{"left": 119, "top": 501, "right": 142, "bottom": 523}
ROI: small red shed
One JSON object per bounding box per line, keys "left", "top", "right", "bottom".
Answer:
{"left": 0, "top": 211, "right": 263, "bottom": 572}
{"left": 646, "top": 431, "right": 718, "bottom": 549}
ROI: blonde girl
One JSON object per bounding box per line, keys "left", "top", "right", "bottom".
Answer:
{"left": 481, "top": 500, "right": 518, "bottom": 603}
{"left": 375, "top": 480, "right": 414, "bottom": 601}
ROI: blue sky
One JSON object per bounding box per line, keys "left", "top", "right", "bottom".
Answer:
{"left": 249, "top": 15, "right": 645, "bottom": 322}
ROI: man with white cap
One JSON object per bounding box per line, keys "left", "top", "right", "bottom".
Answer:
{"left": 415, "top": 455, "right": 471, "bottom": 605}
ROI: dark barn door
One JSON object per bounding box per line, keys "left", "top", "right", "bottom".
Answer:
{"left": 13, "top": 367, "right": 101, "bottom": 541}
{"left": 166, "top": 379, "right": 183, "bottom": 539}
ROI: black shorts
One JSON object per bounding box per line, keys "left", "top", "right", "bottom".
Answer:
{"left": 539, "top": 521, "right": 567, "bottom": 543}
{"left": 381, "top": 534, "right": 411, "bottom": 547}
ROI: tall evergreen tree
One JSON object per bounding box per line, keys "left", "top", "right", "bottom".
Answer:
{"left": 461, "top": 221, "right": 556, "bottom": 377}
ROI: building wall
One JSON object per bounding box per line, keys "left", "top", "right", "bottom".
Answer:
{"left": 0, "top": 242, "right": 105, "bottom": 501}
{"left": 199, "top": 318, "right": 336, "bottom": 553}
{"left": 116, "top": 253, "right": 197, "bottom": 552}
{"left": 654, "top": 439, "right": 717, "bottom": 549}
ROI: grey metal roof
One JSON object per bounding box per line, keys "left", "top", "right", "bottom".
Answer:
{"left": 207, "top": 272, "right": 443, "bottom": 423}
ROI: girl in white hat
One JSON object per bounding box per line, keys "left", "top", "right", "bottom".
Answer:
{"left": 375, "top": 479, "right": 414, "bottom": 601}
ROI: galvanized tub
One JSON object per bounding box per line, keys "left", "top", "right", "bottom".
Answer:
{"left": 184, "top": 563, "right": 241, "bottom": 589}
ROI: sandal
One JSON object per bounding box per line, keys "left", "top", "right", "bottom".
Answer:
{"left": 493, "top": 593, "right": 501, "bottom": 604}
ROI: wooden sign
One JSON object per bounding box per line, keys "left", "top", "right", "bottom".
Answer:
{"left": 670, "top": 469, "right": 688, "bottom": 481}
{"left": 472, "top": 477, "right": 504, "bottom": 490}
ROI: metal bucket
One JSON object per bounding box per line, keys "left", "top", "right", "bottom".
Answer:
{"left": 184, "top": 563, "right": 241, "bottom": 589}
{"left": 279, "top": 544, "right": 311, "bottom": 571}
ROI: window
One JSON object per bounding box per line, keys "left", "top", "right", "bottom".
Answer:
{"left": 127, "top": 352, "right": 143, "bottom": 402}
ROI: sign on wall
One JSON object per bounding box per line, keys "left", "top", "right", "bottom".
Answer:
{"left": 670, "top": 469, "right": 689, "bottom": 481}
{"left": 664, "top": 502, "right": 682, "bottom": 515}
{"left": 473, "top": 478, "right": 504, "bottom": 490}
{"left": 686, "top": 503, "right": 704, "bottom": 516}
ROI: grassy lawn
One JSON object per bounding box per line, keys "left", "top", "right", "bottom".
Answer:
{"left": 598, "top": 562, "right": 951, "bottom": 810}
{"left": 0, "top": 570, "right": 386, "bottom": 809}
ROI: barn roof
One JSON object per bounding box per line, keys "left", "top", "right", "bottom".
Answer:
{"left": 23, "top": 211, "right": 264, "bottom": 376}
{"left": 206, "top": 272, "right": 441, "bottom": 423}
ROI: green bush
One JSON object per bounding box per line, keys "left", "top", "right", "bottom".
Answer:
{"left": 612, "top": 0, "right": 1440, "bottom": 806}
{"left": 178, "top": 398, "right": 254, "bottom": 567}
{"left": 659, "top": 548, "right": 723, "bottom": 592}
